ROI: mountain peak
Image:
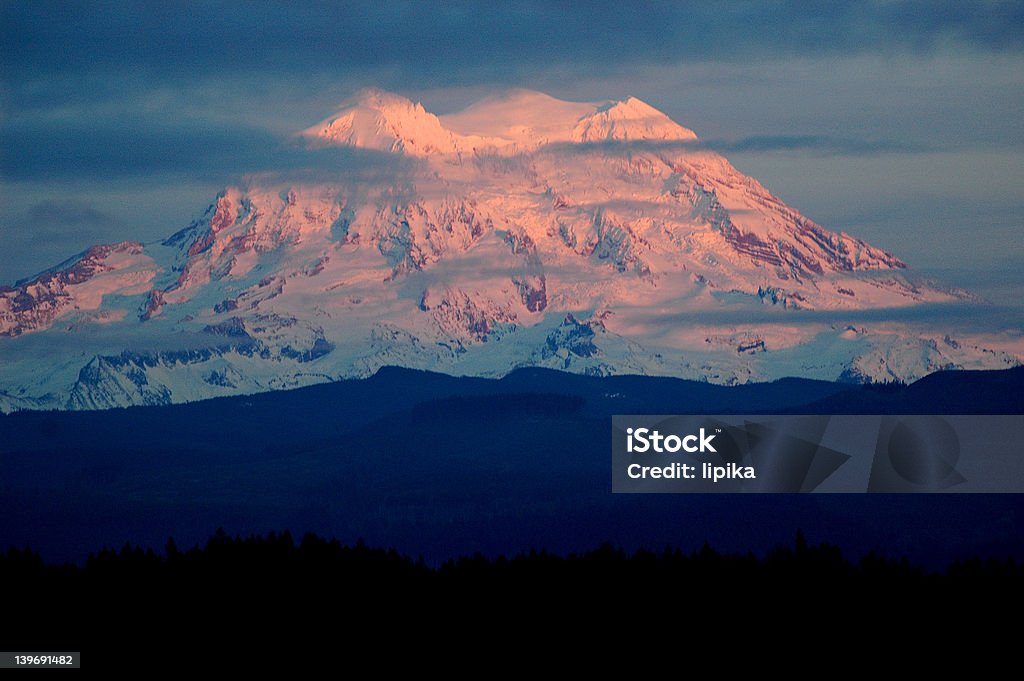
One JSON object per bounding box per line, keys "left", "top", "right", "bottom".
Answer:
{"left": 303, "top": 88, "right": 698, "bottom": 155}
{"left": 301, "top": 87, "right": 460, "bottom": 155}
{"left": 572, "top": 95, "right": 698, "bottom": 143}
{"left": 4, "top": 85, "right": 1016, "bottom": 413}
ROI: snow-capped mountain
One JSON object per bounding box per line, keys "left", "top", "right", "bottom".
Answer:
{"left": 1, "top": 88, "right": 1020, "bottom": 411}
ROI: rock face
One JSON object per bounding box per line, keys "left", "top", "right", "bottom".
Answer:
{"left": 0, "top": 242, "right": 153, "bottom": 337}
{"left": 0, "top": 88, "right": 1019, "bottom": 411}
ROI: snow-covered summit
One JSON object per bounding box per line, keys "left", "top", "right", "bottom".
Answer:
{"left": 304, "top": 88, "right": 699, "bottom": 155}
{"left": 572, "top": 96, "right": 698, "bottom": 143}
{"left": 301, "top": 87, "right": 464, "bottom": 155}
{"left": 1, "top": 87, "right": 1019, "bottom": 412}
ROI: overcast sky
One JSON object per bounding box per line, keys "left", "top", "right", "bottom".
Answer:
{"left": 2, "top": 1, "right": 1022, "bottom": 304}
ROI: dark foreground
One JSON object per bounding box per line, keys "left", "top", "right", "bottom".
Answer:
{"left": 2, "top": 366, "right": 1023, "bottom": 569}
{"left": 4, "top": 529, "right": 1022, "bottom": 650}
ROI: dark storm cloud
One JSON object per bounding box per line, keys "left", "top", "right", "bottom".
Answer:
{"left": 23, "top": 200, "right": 114, "bottom": 229}
{"left": 0, "top": 118, "right": 270, "bottom": 181}
{"left": 0, "top": 200, "right": 120, "bottom": 281}
{"left": 0, "top": 116, "right": 411, "bottom": 183}
{"left": 544, "top": 136, "right": 925, "bottom": 159}
{"left": 708, "top": 135, "right": 926, "bottom": 156}
{"left": 1, "top": 199, "right": 118, "bottom": 250}
{"left": 2, "top": 1, "right": 1022, "bottom": 88}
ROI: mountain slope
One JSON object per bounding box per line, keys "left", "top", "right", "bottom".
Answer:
{"left": 0, "top": 89, "right": 1019, "bottom": 411}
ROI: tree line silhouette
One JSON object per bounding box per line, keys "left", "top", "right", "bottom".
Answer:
{"left": 3, "top": 529, "right": 1021, "bottom": 650}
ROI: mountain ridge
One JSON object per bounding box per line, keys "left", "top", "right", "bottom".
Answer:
{"left": 4, "top": 365, "right": 1022, "bottom": 566}
{"left": 301, "top": 88, "right": 701, "bottom": 155}
{"left": 1, "top": 88, "right": 1020, "bottom": 411}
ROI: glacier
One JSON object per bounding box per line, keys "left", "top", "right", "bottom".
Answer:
{"left": 1, "top": 88, "right": 1020, "bottom": 411}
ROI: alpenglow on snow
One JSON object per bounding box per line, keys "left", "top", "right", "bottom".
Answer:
{"left": 1, "top": 89, "right": 1019, "bottom": 411}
